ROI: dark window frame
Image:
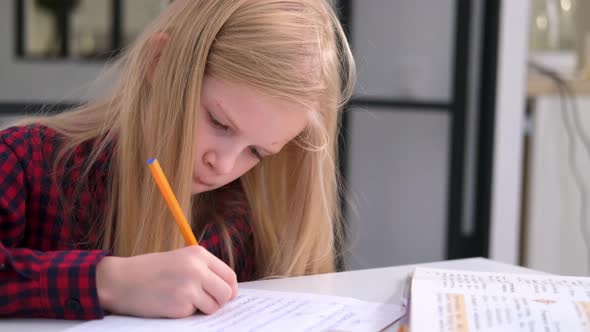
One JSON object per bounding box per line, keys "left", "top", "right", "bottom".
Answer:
{"left": 336, "top": 0, "right": 501, "bottom": 265}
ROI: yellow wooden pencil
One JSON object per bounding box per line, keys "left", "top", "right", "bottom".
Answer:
{"left": 147, "top": 158, "right": 198, "bottom": 246}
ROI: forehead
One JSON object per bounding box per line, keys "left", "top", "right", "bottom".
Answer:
{"left": 201, "top": 76, "right": 311, "bottom": 149}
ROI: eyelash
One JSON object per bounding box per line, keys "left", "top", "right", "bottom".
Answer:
{"left": 249, "top": 147, "right": 263, "bottom": 161}
{"left": 207, "top": 111, "right": 263, "bottom": 161}
{"left": 207, "top": 111, "right": 230, "bottom": 132}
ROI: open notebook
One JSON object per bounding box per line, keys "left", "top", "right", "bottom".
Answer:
{"left": 64, "top": 288, "right": 405, "bottom": 332}
{"left": 408, "top": 267, "right": 590, "bottom": 332}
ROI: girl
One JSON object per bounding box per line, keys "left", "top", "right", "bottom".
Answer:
{"left": 0, "top": 0, "right": 355, "bottom": 320}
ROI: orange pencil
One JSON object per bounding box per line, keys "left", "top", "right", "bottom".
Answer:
{"left": 147, "top": 158, "right": 198, "bottom": 246}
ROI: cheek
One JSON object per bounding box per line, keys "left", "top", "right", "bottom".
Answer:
{"left": 192, "top": 122, "right": 209, "bottom": 160}
{"left": 234, "top": 156, "right": 259, "bottom": 177}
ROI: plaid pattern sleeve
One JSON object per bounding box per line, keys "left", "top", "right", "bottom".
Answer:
{"left": 0, "top": 126, "right": 109, "bottom": 320}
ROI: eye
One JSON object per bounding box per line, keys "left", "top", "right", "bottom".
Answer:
{"left": 249, "top": 146, "right": 263, "bottom": 161}
{"left": 207, "top": 111, "right": 230, "bottom": 132}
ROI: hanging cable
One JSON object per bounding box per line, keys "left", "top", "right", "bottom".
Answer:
{"left": 528, "top": 61, "right": 590, "bottom": 273}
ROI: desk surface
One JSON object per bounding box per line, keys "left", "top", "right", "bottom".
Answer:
{"left": 1, "top": 257, "right": 542, "bottom": 332}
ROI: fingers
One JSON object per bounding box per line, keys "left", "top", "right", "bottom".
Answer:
{"left": 193, "top": 289, "right": 220, "bottom": 315}
{"left": 230, "top": 281, "right": 238, "bottom": 300}
{"left": 200, "top": 247, "right": 238, "bottom": 288}
{"left": 186, "top": 246, "right": 239, "bottom": 307}
{"left": 202, "top": 270, "right": 234, "bottom": 307}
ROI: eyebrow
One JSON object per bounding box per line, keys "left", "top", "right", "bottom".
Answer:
{"left": 214, "top": 100, "right": 281, "bottom": 156}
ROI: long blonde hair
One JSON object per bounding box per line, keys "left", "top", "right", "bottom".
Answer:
{"left": 20, "top": 0, "right": 355, "bottom": 278}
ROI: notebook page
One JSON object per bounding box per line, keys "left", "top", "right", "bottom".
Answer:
{"left": 64, "top": 288, "right": 404, "bottom": 332}
{"left": 410, "top": 267, "right": 590, "bottom": 332}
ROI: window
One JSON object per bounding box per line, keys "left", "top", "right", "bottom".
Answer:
{"left": 15, "top": 0, "right": 167, "bottom": 60}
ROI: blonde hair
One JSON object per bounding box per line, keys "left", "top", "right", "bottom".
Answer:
{"left": 19, "top": 0, "right": 355, "bottom": 278}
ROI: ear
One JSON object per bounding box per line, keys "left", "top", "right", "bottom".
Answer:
{"left": 146, "top": 32, "right": 171, "bottom": 83}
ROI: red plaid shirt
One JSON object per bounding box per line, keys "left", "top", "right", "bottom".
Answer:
{"left": 0, "top": 124, "right": 255, "bottom": 320}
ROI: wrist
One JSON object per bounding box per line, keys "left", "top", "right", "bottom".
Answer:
{"left": 96, "top": 256, "right": 124, "bottom": 313}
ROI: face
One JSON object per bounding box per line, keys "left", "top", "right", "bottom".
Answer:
{"left": 192, "top": 75, "right": 310, "bottom": 194}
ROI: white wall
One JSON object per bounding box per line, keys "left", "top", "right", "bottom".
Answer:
{"left": 525, "top": 96, "right": 590, "bottom": 276}
{"left": 488, "top": 0, "right": 530, "bottom": 264}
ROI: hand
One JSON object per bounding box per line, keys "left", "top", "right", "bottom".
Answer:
{"left": 96, "top": 245, "right": 238, "bottom": 318}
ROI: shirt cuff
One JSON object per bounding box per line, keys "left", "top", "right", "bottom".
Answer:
{"left": 37, "top": 249, "right": 110, "bottom": 320}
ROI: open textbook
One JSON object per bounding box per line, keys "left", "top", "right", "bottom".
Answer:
{"left": 409, "top": 267, "right": 590, "bottom": 332}
{"left": 64, "top": 288, "right": 405, "bottom": 332}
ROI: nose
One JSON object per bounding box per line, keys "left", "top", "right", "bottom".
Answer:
{"left": 203, "top": 149, "right": 237, "bottom": 175}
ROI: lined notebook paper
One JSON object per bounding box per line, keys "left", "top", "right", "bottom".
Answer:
{"left": 410, "top": 267, "right": 590, "bottom": 332}
{"left": 65, "top": 288, "right": 404, "bottom": 332}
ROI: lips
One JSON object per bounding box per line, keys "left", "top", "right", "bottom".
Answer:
{"left": 194, "top": 175, "right": 214, "bottom": 186}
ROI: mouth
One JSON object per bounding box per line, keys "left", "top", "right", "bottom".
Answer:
{"left": 193, "top": 175, "right": 214, "bottom": 187}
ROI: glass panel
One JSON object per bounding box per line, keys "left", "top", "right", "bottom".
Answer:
{"left": 69, "top": 0, "right": 111, "bottom": 58}
{"left": 23, "top": 0, "right": 111, "bottom": 58}
{"left": 24, "top": 0, "right": 69, "bottom": 57}
{"left": 344, "top": 107, "right": 450, "bottom": 269}
{"left": 123, "top": 0, "right": 167, "bottom": 45}
{"left": 529, "top": 0, "right": 578, "bottom": 52}
{"left": 352, "top": 0, "right": 455, "bottom": 101}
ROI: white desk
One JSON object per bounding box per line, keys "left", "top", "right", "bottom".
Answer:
{"left": 1, "top": 257, "right": 543, "bottom": 332}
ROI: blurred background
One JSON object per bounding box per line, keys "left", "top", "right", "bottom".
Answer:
{"left": 1, "top": 0, "right": 589, "bottom": 276}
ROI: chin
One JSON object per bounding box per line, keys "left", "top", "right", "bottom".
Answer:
{"left": 191, "top": 183, "right": 204, "bottom": 195}
{"left": 191, "top": 182, "right": 219, "bottom": 195}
